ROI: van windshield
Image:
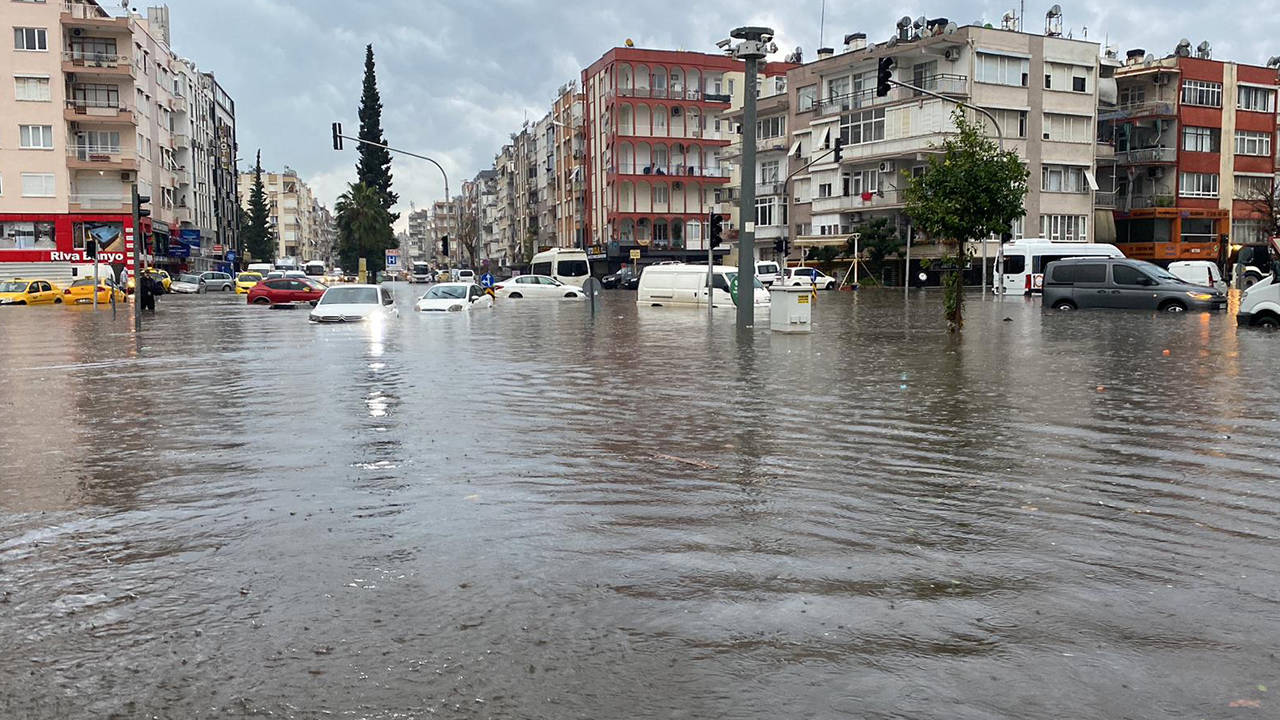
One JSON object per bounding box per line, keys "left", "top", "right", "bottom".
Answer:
{"left": 1131, "top": 260, "right": 1180, "bottom": 282}
{"left": 558, "top": 260, "right": 588, "bottom": 277}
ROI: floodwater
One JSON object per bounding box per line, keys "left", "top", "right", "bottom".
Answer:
{"left": 1, "top": 286, "right": 1277, "bottom": 719}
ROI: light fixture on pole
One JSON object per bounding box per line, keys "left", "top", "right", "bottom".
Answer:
{"left": 726, "top": 25, "right": 774, "bottom": 330}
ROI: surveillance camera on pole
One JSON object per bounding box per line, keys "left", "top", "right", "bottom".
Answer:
{"left": 727, "top": 25, "right": 774, "bottom": 330}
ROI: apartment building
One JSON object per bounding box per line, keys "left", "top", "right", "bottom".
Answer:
{"left": 431, "top": 197, "right": 459, "bottom": 265}
{"left": 1098, "top": 44, "right": 1278, "bottom": 264}
{"left": 581, "top": 47, "right": 793, "bottom": 270}
{"left": 787, "top": 21, "right": 1101, "bottom": 274}
{"left": 721, "top": 72, "right": 794, "bottom": 255}
{"left": 552, "top": 81, "right": 585, "bottom": 250}
{"left": 236, "top": 167, "right": 320, "bottom": 261}
{"left": 1, "top": 0, "right": 235, "bottom": 276}
{"left": 406, "top": 206, "right": 431, "bottom": 262}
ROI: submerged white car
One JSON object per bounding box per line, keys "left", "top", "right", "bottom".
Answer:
{"left": 492, "top": 274, "right": 584, "bottom": 299}
{"left": 415, "top": 282, "right": 494, "bottom": 312}
{"left": 169, "top": 273, "right": 203, "bottom": 294}
{"left": 308, "top": 284, "right": 397, "bottom": 323}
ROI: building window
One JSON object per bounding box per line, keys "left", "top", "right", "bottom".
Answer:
{"left": 1039, "top": 214, "right": 1088, "bottom": 241}
{"left": 1118, "top": 85, "right": 1146, "bottom": 106}
{"left": 13, "top": 27, "right": 47, "bottom": 51}
{"left": 72, "top": 83, "right": 120, "bottom": 108}
{"left": 1042, "top": 165, "right": 1088, "bottom": 193}
{"left": 797, "top": 85, "right": 817, "bottom": 112}
{"left": 841, "top": 168, "right": 879, "bottom": 196}
{"left": 817, "top": 183, "right": 832, "bottom": 198}
{"left": 827, "top": 76, "right": 850, "bottom": 101}
{"left": 1182, "top": 126, "right": 1220, "bottom": 152}
{"left": 1232, "top": 218, "right": 1269, "bottom": 245}
{"left": 981, "top": 108, "right": 1028, "bottom": 138}
{"left": 760, "top": 160, "right": 780, "bottom": 184}
{"left": 20, "top": 173, "right": 55, "bottom": 197}
{"left": 654, "top": 185, "right": 668, "bottom": 204}
{"left": 74, "top": 130, "right": 121, "bottom": 154}
{"left": 19, "top": 125, "right": 53, "bottom": 149}
{"left": 975, "top": 52, "right": 1028, "bottom": 87}
{"left": 1234, "top": 130, "right": 1271, "bottom": 157}
{"left": 1042, "top": 113, "right": 1091, "bottom": 143}
{"left": 1235, "top": 174, "right": 1274, "bottom": 199}
{"left": 0, "top": 221, "right": 56, "bottom": 250}
{"left": 1179, "top": 172, "right": 1219, "bottom": 198}
{"left": 755, "top": 197, "right": 776, "bottom": 226}
{"left": 839, "top": 108, "right": 885, "bottom": 145}
{"left": 14, "top": 75, "right": 50, "bottom": 102}
{"left": 1044, "top": 62, "right": 1090, "bottom": 93}
{"left": 1237, "top": 86, "right": 1276, "bottom": 113}
{"left": 757, "top": 115, "right": 785, "bottom": 139}
{"left": 1181, "top": 80, "right": 1222, "bottom": 108}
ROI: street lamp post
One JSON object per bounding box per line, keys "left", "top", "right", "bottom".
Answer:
{"left": 728, "top": 26, "right": 776, "bottom": 330}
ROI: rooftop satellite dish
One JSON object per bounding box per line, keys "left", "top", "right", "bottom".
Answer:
{"left": 913, "top": 15, "right": 927, "bottom": 28}
{"left": 1048, "top": 4, "right": 1062, "bottom": 16}
{"left": 1196, "top": 40, "right": 1211, "bottom": 58}
{"left": 624, "top": 38, "right": 634, "bottom": 48}
{"left": 896, "top": 16, "right": 913, "bottom": 29}
{"left": 1268, "top": 56, "right": 1280, "bottom": 68}
{"left": 944, "top": 22, "right": 958, "bottom": 34}
{"left": 1175, "top": 39, "right": 1191, "bottom": 57}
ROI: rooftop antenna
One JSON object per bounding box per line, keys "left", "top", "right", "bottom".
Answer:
{"left": 1196, "top": 40, "right": 1211, "bottom": 59}
{"left": 818, "top": 0, "right": 826, "bottom": 52}
{"left": 1001, "top": 10, "right": 1017, "bottom": 31}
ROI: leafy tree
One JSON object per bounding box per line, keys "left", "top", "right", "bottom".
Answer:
{"left": 904, "top": 109, "right": 1027, "bottom": 331}
{"left": 849, "top": 217, "right": 903, "bottom": 278}
{"left": 356, "top": 44, "right": 397, "bottom": 220}
{"left": 335, "top": 182, "right": 397, "bottom": 274}
{"left": 243, "top": 150, "right": 275, "bottom": 262}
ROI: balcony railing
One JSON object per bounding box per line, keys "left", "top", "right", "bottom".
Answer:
{"left": 69, "top": 193, "right": 129, "bottom": 210}
{"left": 1121, "top": 193, "right": 1177, "bottom": 209}
{"left": 1116, "top": 146, "right": 1177, "bottom": 164}
{"left": 819, "top": 74, "right": 967, "bottom": 116}
{"left": 612, "top": 87, "right": 728, "bottom": 103}
{"left": 810, "top": 188, "right": 908, "bottom": 213}
{"left": 610, "top": 163, "right": 731, "bottom": 178}
{"left": 62, "top": 51, "right": 131, "bottom": 69}
{"left": 1094, "top": 190, "right": 1117, "bottom": 208}
{"left": 1100, "top": 101, "right": 1178, "bottom": 120}
{"left": 756, "top": 182, "right": 785, "bottom": 196}
{"left": 68, "top": 144, "right": 124, "bottom": 160}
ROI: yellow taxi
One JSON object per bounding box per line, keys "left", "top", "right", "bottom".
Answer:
{"left": 235, "top": 271, "right": 264, "bottom": 294}
{"left": 126, "top": 268, "right": 173, "bottom": 294}
{"left": 62, "top": 277, "right": 127, "bottom": 305}
{"left": 0, "top": 278, "right": 63, "bottom": 305}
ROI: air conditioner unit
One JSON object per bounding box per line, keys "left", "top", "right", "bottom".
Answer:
{"left": 672, "top": 107, "right": 681, "bottom": 116}
{"left": 879, "top": 160, "right": 896, "bottom": 173}
{"left": 673, "top": 181, "right": 683, "bottom": 190}
{"left": 943, "top": 47, "right": 961, "bottom": 62}
{"left": 120, "top": 171, "right": 135, "bottom": 182}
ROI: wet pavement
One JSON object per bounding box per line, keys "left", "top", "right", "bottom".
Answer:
{"left": 1, "top": 285, "right": 1278, "bottom": 719}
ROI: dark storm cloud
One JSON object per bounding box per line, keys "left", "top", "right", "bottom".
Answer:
{"left": 163, "top": 0, "right": 1278, "bottom": 226}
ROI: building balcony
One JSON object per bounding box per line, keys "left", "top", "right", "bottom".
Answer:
{"left": 810, "top": 188, "right": 907, "bottom": 214}
{"left": 69, "top": 193, "right": 130, "bottom": 212}
{"left": 64, "top": 101, "right": 137, "bottom": 125}
{"left": 1094, "top": 190, "right": 1117, "bottom": 208}
{"left": 1098, "top": 101, "right": 1178, "bottom": 122}
{"left": 611, "top": 128, "right": 729, "bottom": 145}
{"left": 173, "top": 133, "right": 190, "bottom": 149}
{"left": 66, "top": 145, "right": 137, "bottom": 171}
{"left": 174, "top": 207, "right": 193, "bottom": 224}
{"left": 61, "top": 2, "right": 131, "bottom": 32}
{"left": 609, "top": 164, "right": 731, "bottom": 182}
{"left": 1119, "top": 192, "right": 1177, "bottom": 209}
{"left": 610, "top": 87, "right": 731, "bottom": 105}
{"left": 1096, "top": 141, "right": 1115, "bottom": 161}
{"left": 1115, "top": 146, "right": 1177, "bottom": 164}
{"left": 62, "top": 51, "right": 136, "bottom": 79}
{"left": 818, "top": 74, "right": 967, "bottom": 116}
{"left": 169, "top": 96, "right": 189, "bottom": 113}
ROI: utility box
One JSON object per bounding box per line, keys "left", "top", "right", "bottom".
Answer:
{"left": 769, "top": 285, "right": 813, "bottom": 333}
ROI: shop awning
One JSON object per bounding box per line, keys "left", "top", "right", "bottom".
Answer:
{"left": 795, "top": 234, "right": 852, "bottom": 247}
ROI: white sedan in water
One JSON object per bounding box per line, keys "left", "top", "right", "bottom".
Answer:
{"left": 415, "top": 282, "right": 493, "bottom": 312}
{"left": 492, "top": 274, "right": 584, "bottom": 299}
{"left": 169, "top": 273, "right": 204, "bottom": 294}
{"left": 308, "top": 284, "right": 398, "bottom": 323}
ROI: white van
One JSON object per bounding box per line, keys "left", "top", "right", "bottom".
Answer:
{"left": 1167, "top": 260, "right": 1223, "bottom": 288}
{"left": 247, "top": 262, "right": 274, "bottom": 276}
{"left": 530, "top": 248, "right": 590, "bottom": 287}
{"left": 998, "top": 240, "right": 1124, "bottom": 294}
{"left": 636, "top": 263, "right": 770, "bottom": 308}
{"left": 756, "top": 261, "right": 780, "bottom": 286}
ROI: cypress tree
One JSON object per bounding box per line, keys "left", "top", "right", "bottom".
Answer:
{"left": 356, "top": 44, "right": 397, "bottom": 219}
{"left": 244, "top": 150, "right": 275, "bottom": 262}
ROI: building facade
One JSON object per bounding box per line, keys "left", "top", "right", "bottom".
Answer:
{"left": 1099, "top": 46, "right": 1278, "bottom": 264}
{"left": 237, "top": 167, "right": 324, "bottom": 262}
{"left": 552, "top": 81, "right": 586, "bottom": 250}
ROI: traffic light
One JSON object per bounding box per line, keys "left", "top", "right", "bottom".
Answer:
{"left": 774, "top": 238, "right": 784, "bottom": 254}
{"left": 440, "top": 235, "right": 449, "bottom": 256}
{"left": 709, "top": 212, "right": 724, "bottom": 248}
{"left": 133, "top": 190, "right": 150, "bottom": 218}
{"left": 331, "top": 122, "right": 343, "bottom": 151}
{"left": 85, "top": 239, "right": 97, "bottom": 259}
{"left": 876, "top": 57, "right": 895, "bottom": 97}
{"left": 832, "top": 137, "right": 845, "bottom": 163}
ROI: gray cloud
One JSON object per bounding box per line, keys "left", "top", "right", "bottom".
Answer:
{"left": 164, "top": 0, "right": 1280, "bottom": 228}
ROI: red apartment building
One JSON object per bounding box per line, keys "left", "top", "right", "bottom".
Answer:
{"left": 1100, "top": 48, "right": 1279, "bottom": 265}
{"left": 580, "top": 47, "right": 791, "bottom": 268}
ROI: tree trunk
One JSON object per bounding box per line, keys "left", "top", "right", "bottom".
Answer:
{"left": 942, "top": 240, "right": 965, "bottom": 332}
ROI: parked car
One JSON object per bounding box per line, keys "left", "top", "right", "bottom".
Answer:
{"left": 492, "top": 274, "right": 585, "bottom": 299}
{"left": 247, "top": 277, "right": 327, "bottom": 306}
{"left": 169, "top": 274, "right": 204, "bottom": 294}
{"left": 783, "top": 267, "right": 837, "bottom": 289}
{"left": 197, "top": 271, "right": 235, "bottom": 292}
{"left": 455, "top": 268, "right": 476, "bottom": 284}
{"left": 756, "top": 261, "right": 781, "bottom": 286}
{"left": 602, "top": 266, "right": 641, "bottom": 290}
{"left": 282, "top": 270, "right": 308, "bottom": 279}
{"left": 1043, "top": 257, "right": 1226, "bottom": 313}
{"left": 415, "top": 282, "right": 494, "bottom": 312}
{"left": 235, "top": 272, "right": 264, "bottom": 294}
{"left": 636, "top": 263, "right": 769, "bottom": 308}
{"left": 309, "top": 284, "right": 398, "bottom": 323}
{"left": 0, "top": 278, "right": 62, "bottom": 305}
{"left": 1236, "top": 238, "right": 1280, "bottom": 328}
{"left": 62, "top": 277, "right": 126, "bottom": 305}
{"left": 1167, "top": 261, "right": 1223, "bottom": 288}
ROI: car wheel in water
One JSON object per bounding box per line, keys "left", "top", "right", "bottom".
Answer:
{"left": 223, "top": 284, "right": 233, "bottom": 292}
{"left": 509, "top": 292, "right": 522, "bottom": 298}
{"left": 1243, "top": 274, "right": 1261, "bottom": 289}
{"left": 54, "top": 298, "right": 62, "bottom": 304}
{"left": 1254, "top": 314, "right": 1280, "bottom": 329}
{"left": 565, "top": 292, "right": 579, "bottom": 298}
{"left": 825, "top": 282, "right": 835, "bottom": 290}
{"left": 1160, "top": 301, "right": 1186, "bottom": 313}
{"left": 253, "top": 297, "right": 271, "bottom": 305}
{"left": 1052, "top": 300, "right": 1076, "bottom": 311}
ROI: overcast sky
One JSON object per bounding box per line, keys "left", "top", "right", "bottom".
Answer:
{"left": 161, "top": 0, "right": 1280, "bottom": 229}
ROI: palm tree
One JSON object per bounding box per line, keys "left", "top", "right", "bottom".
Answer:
{"left": 335, "top": 182, "right": 395, "bottom": 274}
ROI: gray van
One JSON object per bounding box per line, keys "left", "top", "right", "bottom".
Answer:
{"left": 1042, "top": 257, "right": 1226, "bottom": 313}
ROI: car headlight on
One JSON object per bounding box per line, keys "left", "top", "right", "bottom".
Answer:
{"left": 1185, "top": 292, "right": 1214, "bottom": 300}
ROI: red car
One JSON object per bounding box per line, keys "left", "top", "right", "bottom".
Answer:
{"left": 246, "top": 277, "right": 326, "bottom": 306}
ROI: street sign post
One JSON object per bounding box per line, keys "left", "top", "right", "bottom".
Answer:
{"left": 629, "top": 249, "right": 640, "bottom": 260}
{"left": 385, "top": 249, "right": 400, "bottom": 269}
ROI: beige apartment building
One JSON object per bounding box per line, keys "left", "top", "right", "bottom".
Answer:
{"left": 552, "top": 81, "right": 585, "bottom": 250}
{"left": 1, "top": 0, "right": 236, "bottom": 277}
{"left": 785, "top": 22, "right": 1101, "bottom": 279}
{"left": 237, "top": 168, "right": 320, "bottom": 262}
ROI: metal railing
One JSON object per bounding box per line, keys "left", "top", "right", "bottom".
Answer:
{"left": 62, "top": 51, "right": 130, "bottom": 67}
{"left": 613, "top": 87, "right": 727, "bottom": 102}
{"left": 1094, "top": 190, "right": 1117, "bottom": 207}
{"left": 610, "top": 163, "right": 730, "bottom": 178}
{"left": 67, "top": 144, "right": 124, "bottom": 160}
{"left": 1116, "top": 146, "right": 1177, "bottom": 163}
{"left": 62, "top": 2, "right": 124, "bottom": 21}
{"left": 69, "top": 193, "right": 129, "bottom": 209}
{"left": 819, "top": 74, "right": 967, "bottom": 116}
{"left": 65, "top": 97, "right": 125, "bottom": 111}
{"left": 756, "top": 182, "right": 785, "bottom": 196}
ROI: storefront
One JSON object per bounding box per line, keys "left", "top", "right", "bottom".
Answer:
{"left": 0, "top": 212, "right": 137, "bottom": 270}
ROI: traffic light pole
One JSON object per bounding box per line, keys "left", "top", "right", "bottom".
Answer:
{"left": 707, "top": 211, "right": 714, "bottom": 318}
{"left": 132, "top": 183, "right": 143, "bottom": 332}
{"left": 731, "top": 27, "right": 772, "bottom": 330}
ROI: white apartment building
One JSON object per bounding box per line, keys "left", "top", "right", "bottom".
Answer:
{"left": 237, "top": 167, "right": 321, "bottom": 262}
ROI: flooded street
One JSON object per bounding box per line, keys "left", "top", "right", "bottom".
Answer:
{"left": 2, "top": 286, "right": 1278, "bottom": 718}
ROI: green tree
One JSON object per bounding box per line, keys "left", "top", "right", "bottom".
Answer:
{"left": 849, "top": 217, "right": 903, "bottom": 279}
{"left": 335, "top": 182, "right": 396, "bottom": 274}
{"left": 356, "top": 44, "right": 397, "bottom": 220}
{"left": 904, "top": 110, "right": 1027, "bottom": 331}
{"left": 242, "top": 150, "right": 275, "bottom": 262}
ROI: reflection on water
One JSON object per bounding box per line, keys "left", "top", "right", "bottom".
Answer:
{"left": 1, "top": 287, "right": 1278, "bottom": 718}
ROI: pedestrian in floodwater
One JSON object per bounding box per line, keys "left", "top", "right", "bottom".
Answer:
{"left": 140, "top": 271, "right": 157, "bottom": 312}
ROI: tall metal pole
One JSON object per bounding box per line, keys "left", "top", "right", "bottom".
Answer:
{"left": 731, "top": 26, "right": 772, "bottom": 330}
{"left": 132, "top": 183, "right": 142, "bottom": 332}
